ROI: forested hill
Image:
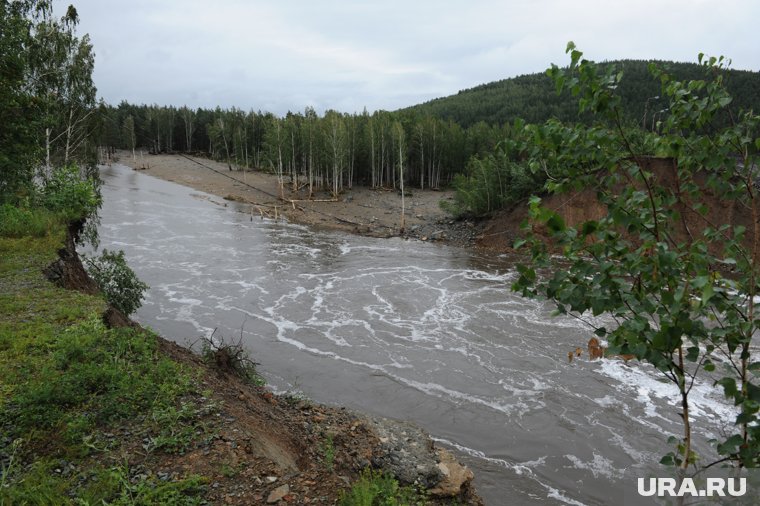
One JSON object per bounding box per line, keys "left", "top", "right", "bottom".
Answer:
{"left": 403, "top": 60, "right": 760, "bottom": 127}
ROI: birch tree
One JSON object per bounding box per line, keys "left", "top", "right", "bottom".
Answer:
{"left": 122, "top": 115, "right": 136, "bottom": 161}
{"left": 25, "top": 3, "right": 97, "bottom": 173}
{"left": 180, "top": 106, "right": 195, "bottom": 151}
{"left": 393, "top": 121, "right": 406, "bottom": 232}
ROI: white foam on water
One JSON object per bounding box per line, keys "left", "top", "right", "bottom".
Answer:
{"left": 564, "top": 453, "right": 624, "bottom": 480}
{"left": 270, "top": 243, "right": 321, "bottom": 259}
{"left": 596, "top": 359, "right": 737, "bottom": 427}
{"left": 544, "top": 486, "right": 589, "bottom": 506}
{"left": 434, "top": 438, "right": 588, "bottom": 505}
{"left": 338, "top": 242, "right": 401, "bottom": 255}
{"left": 432, "top": 436, "right": 525, "bottom": 472}
{"left": 598, "top": 421, "right": 658, "bottom": 465}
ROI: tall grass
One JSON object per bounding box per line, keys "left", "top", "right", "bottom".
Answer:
{"left": 0, "top": 204, "right": 64, "bottom": 238}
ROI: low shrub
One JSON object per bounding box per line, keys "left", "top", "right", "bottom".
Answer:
{"left": 85, "top": 249, "right": 149, "bottom": 316}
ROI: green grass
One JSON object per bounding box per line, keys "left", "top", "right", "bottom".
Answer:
{"left": 322, "top": 434, "right": 335, "bottom": 470}
{"left": 339, "top": 469, "right": 427, "bottom": 506}
{"left": 0, "top": 204, "right": 68, "bottom": 239}
{"left": 0, "top": 223, "right": 213, "bottom": 505}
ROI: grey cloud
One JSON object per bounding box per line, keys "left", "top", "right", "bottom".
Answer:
{"left": 66, "top": 0, "right": 760, "bottom": 115}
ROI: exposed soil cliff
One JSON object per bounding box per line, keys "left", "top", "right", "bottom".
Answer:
{"left": 477, "top": 157, "right": 759, "bottom": 256}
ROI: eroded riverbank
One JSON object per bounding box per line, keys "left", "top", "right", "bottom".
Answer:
{"left": 94, "top": 163, "right": 737, "bottom": 505}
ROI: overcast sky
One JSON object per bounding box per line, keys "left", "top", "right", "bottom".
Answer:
{"left": 63, "top": 0, "right": 760, "bottom": 115}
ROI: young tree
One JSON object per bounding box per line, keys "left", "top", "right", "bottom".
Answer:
{"left": 514, "top": 43, "right": 760, "bottom": 471}
{"left": 180, "top": 106, "right": 195, "bottom": 151}
{"left": 324, "top": 110, "right": 346, "bottom": 197}
{"left": 122, "top": 115, "right": 136, "bottom": 161}
{"left": 393, "top": 120, "right": 406, "bottom": 232}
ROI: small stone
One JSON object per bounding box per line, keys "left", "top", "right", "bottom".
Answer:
{"left": 266, "top": 476, "right": 278, "bottom": 483}
{"left": 267, "top": 484, "right": 290, "bottom": 503}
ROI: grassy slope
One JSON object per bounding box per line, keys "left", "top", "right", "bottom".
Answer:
{"left": 0, "top": 232, "right": 210, "bottom": 504}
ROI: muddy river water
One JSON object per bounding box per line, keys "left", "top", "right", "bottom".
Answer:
{"left": 91, "top": 164, "right": 736, "bottom": 505}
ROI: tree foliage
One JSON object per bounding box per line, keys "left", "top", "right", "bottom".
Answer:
{"left": 85, "top": 249, "right": 148, "bottom": 316}
{"left": 0, "top": 0, "right": 99, "bottom": 205}
{"left": 0, "top": 0, "right": 41, "bottom": 201}
{"left": 406, "top": 58, "right": 760, "bottom": 129}
{"left": 441, "top": 119, "right": 544, "bottom": 217}
{"left": 95, "top": 102, "right": 512, "bottom": 195}
{"left": 514, "top": 43, "right": 760, "bottom": 470}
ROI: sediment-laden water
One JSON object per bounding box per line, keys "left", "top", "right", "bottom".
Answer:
{"left": 91, "top": 164, "right": 735, "bottom": 505}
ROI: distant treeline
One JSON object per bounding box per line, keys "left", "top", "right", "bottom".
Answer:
{"left": 404, "top": 60, "right": 760, "bottom": 128}
{"left": 96, "top": 60, "right": 760, "bottom": 196}
{"left": 96, "top": 103, "right": 523, "bottom": 194}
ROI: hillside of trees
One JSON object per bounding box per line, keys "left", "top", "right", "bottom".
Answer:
{"left": 404, "top": 59, "right": 760, "bottom": 127}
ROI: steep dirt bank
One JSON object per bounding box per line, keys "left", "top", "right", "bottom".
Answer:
{"left": 113, "top": 151, "right": 481, "bottom": 248}
{"left": 477, "top": 157, "right": 760, "bottom": 254}
{"left": 11, "top": 226, "right": 482, "bottom": 505}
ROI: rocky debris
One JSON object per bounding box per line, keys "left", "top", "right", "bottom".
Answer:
{"left": 366, "top": 417, "right": 476, "bottom": 500}
{"left": 368, "top": 417, "right": 441, "bottom": 488}
{"left": 430, "top": 448, "right": 475, "bottom": 497}
{"left": 266, "top": 484, "right": 289, "bottom": 503}
{"left": 403, "top": 218, "right": 483, "bottom": 248}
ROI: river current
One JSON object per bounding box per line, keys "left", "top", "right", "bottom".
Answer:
{"left": 91, "top": 164, "right": 736, "bottom": 505}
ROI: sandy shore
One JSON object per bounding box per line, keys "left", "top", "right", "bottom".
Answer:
{"left": 113, "top": 151, "right": 481, "bottom": 246}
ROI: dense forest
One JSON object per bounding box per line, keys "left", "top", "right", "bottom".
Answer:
{"left": 95, "top": 104, "right": 511, "bottom": 194}
{"left": 404, "top": 60, "right": 760, "bottom": 128}
{"left": 94, "top": 60, "right": 760, "bottom": 199}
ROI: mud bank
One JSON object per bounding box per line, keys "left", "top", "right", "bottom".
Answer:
{"left": 113, "top": 151, "right": 483, "bottom": 249}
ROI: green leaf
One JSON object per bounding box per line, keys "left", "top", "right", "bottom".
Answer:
{"left": 736, "top": 412, "right": 756, "bottom": 425}
{"left": 747, "top": 382, "right": 760, "bottom": 402}
{"left": 546, "top": 213, "right": 566, "bottom": 233}
{"left": 701, "top": 283, "right": 714, "bottom": 305}
{"left": 581, "top": 220, "right": 598, "bottom": 236}
{"left": 718, "top": 377, "right": 738, "bottom": 399}
{"left": 717, "top": 434, "right": 744, "bottom": 455}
